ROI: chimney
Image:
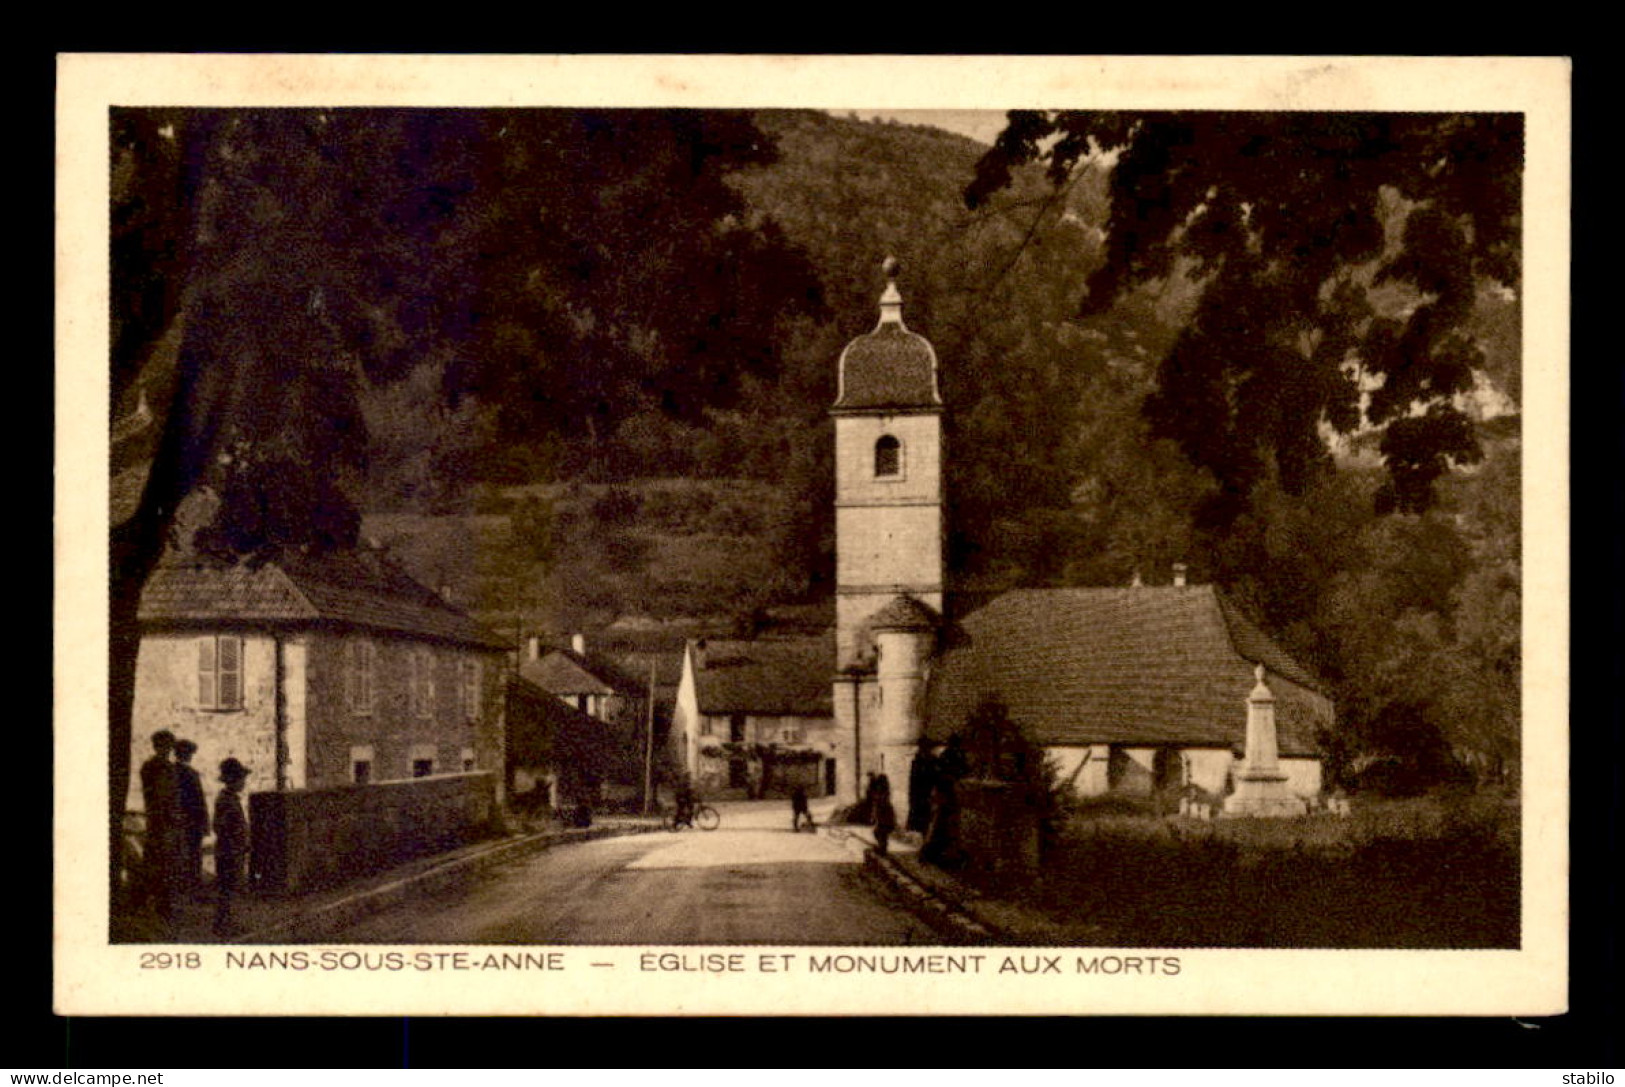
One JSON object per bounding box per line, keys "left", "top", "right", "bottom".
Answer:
{"left": 1172, "top": 563, "right": 1187, "bottom": 588}
{"left": 571, "top": 632, "right": 587, "bottom": 656}
{"left": 527, "top": 635, "right": 542, "bottom": 661}
{"left": 693, "top": 638, "right": 708, "bottom": 671}
{"left": 439, "top": 584, "right": 455, "bottom": 604}
{"left": 1130, "top": 570, "right": 1143, "bottom": 588}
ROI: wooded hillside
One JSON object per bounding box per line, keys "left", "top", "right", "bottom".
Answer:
{"left": 115, "top": 107, "right": 1523, "bottom": 786}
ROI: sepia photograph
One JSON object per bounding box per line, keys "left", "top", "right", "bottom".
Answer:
{"left": 57, "top": 54, "right": 1570, "bottom": 1016}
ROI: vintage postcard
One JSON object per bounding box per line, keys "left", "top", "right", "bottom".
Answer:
{"left": 56, "top": 54, "right": 1570, "bottom": 1016}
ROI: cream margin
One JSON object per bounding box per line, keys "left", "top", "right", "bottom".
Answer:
{"left": 54, "top": 53, "right": 1570, "bottom": 1017}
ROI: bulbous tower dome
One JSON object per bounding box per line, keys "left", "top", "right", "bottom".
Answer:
{"left": 833, "top": 257, "right": 942, "bottom": 412}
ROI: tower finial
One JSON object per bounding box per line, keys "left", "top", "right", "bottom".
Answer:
{"left": 878, "top": 256, "right": 904, "bottom": 326}
{"left": 1249, "top": 663, "right": 1273, "bottom": 702}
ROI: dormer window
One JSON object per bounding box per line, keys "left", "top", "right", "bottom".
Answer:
{"left": 874, "top": 435, "right": 901, "bottom": 478}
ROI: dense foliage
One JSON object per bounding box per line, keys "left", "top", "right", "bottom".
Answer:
{"left": 108, "top": 108, "right": 822, "bottom": 888}
{"left": 967, "top": 111, "right": 1522, "bottom": 518}
{"left": 1013, "top": 794, "right": 1519, "bottom": 947}
{"left": 962, "top": 111, "right": 1523, "bottom": 782}
{"left": 112, "top": 107, "right": 1523, "bottom": 838}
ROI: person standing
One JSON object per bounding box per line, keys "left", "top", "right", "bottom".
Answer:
{"left": 907, "top": 738, "right": 937, "bottom": 834}
{"left": 212, "top": 758, "right": 251, "bottom": 937}
{"left": 138, "top": 730, "right": 181, "bottom": 920}
{"left": 872, "top": 790, "right": 897, "bottom": 856}
{"left": 857, "top": 771, "right": 879, "bottom": 824}
{"left": 173, "top": 739, "right": 208, "bottom": 891}
{"left": 790, "top": 785, "right": 812, "bottom": 831}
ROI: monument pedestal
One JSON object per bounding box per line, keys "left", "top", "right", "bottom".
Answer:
{"left": 1222, "top": 770, "right": 1307, "bottom": 817}
{"left": 1222, "top": 665, "right": 1307, "bottom": 818}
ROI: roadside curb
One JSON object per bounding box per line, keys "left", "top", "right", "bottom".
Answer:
{"left": 862, "top": 851, "right": 1004, "bottom": 943}
{"left": 236, "top": 822, "right": 666, "bottom": 943}
{"left": 822, "top": 825, "right": 1006, "bottom": 943}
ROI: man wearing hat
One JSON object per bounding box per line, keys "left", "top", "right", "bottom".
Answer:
{"left": 212, "top": 758, "right": 251, "bottom": 937}
{"left": 137, "top": 730, "right": 181, "bottom": 920}
{"left": 174, "top": 739, "right": 208, "bottom": 891}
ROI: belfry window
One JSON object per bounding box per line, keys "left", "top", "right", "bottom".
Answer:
{"left": 874, "top": 435, "right": 901, "bottom": 477}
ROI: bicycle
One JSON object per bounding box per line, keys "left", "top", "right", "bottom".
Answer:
{"left": 666, "top": 803, "right": 721, "bottom": 832}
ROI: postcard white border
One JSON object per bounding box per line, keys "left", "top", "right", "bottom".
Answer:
{"left": 55, "top": 53, "right": 1570, "bottom": 1017}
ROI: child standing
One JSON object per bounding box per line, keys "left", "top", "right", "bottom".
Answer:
{"left": 212, "top": 758, "right": 250, "bottom": 937}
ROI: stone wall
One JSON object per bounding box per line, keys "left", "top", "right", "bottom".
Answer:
{"left": 249, "top": 771, "right": 499, "bottom": 893}
{"left": 302, "top": 631, "right": 505, "bottom": 797}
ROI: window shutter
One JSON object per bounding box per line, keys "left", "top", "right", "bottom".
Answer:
{"left": 345, "top": 640, "right": 357, "bottom": 710}
{"left": 409, "top": 649, "right": 420, "bottom": 715}
{"left": 349, "top": 638, "right": 374, "bottom": 714}
{"left": 218, "top": 636, "right": 242, "bottom": 709}
{"left": 198, "top": 637, "right": 216, "bottom": 709}
{"left": 413, "top": 647, "right": 434, "bottom": 717}
{"left": 464, "top": 659, "right": 481, "bottom": 720}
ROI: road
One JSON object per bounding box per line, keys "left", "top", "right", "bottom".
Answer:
{"left": 317, "top": 800, "right": 941, "bottom": 944}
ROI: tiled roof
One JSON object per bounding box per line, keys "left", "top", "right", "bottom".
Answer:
{"left": 138, "top": 551, "right": 508, "bottom": 650}
{"left": 609, "top": 649, "right": 684, "bottom": 691}
{"left": 868, "top": 593, "right": 939, "bottom": 632}
{"left": 693, "top": 635, "right": 834, "bottom": 718}
{"left": 924, "top": 586, "right": 1332, "bottom": 756}
{"left": 505, "top": 677, "right": 641, "bottom": 782}
{"left": 608, "top": 649, "right": 684, "bottom": 714}
{"left": 520, "top": 650, "right": 630, "bottom": 698}
{"left": 834, "top": 324, "right": 942, "bottom": 411}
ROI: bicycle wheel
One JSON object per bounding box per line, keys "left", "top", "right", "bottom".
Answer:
{"left": 695, "top": 805, "right": 721, "bottom": 831}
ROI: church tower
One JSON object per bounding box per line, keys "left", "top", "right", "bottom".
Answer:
{"left": 830, "top": 258, "right": 943, "bottom": 804}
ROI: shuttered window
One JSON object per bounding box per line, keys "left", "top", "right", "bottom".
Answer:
{"left": 460, "top": 658, "right": 481, "bottom": 722}
{"left": 198, "top": 635, "right": 244, "bottom": 711}
{"left": 347, "top": 637, "right": 375, "bottom": 715}
{"left": 411, "top": 647, "right": 436, "bottom": 718}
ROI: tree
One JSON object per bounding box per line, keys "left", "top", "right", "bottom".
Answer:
{"left": 966, "top": 111, "right": 1522, "bottom": 518}
{"left": 107, "top": 108, "right": 825, "bottom": 910}
{"left": 441, "top": 110, "right": 826, "bottom": 457}
{"left": 112, "top": 109, "right": 475, "bottom": 906}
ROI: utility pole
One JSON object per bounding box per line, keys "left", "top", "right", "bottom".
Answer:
{"left": 643, "top": 660, "right": 656, "bottom": 814}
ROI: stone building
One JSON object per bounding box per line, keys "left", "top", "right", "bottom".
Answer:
{"left": 827, "top": 266, "right": 1334, "bottom": 820}
{"left": 670, "top": 636, "right": 837, "bottom": 796}
{"left": 518, "top": 633, "right": 676, "bottom": 803}
{"left": 671, "top": 261, "right": 1334, "bottom": 819}
{"left": 520, "top": 633, "right": 642, "bottom": 723}
{"left": 923, "top": 585, "right": 1332, "bottom": 802}
{"left": 128, "top": 548, "right": 510, "bottom": 821}
{"left": 504, "top": 673, "right": 635, "bottom": 811}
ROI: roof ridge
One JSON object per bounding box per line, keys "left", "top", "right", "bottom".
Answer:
{"left": 264, "top": 561, "right": 322, "bottom": 621}
{"left": 1211, "top": 589, "right": 1328, "bottom": 695}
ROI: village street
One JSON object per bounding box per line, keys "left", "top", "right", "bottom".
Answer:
{"left": 312, "top": 800, "right": 942, "bottom": 945}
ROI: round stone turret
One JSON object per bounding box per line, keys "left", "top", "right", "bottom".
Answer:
{"left": 873, "top": 593, "right": 937, "bottom": 782}
{"left": 868, "top": 592, "right": 939, "bottom": 633}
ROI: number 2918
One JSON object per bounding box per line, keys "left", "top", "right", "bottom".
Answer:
{"left": 140, "top": 951, "right": 201, "bottom": 969}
